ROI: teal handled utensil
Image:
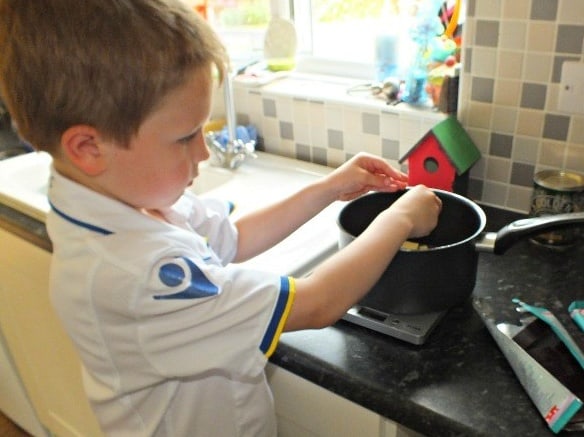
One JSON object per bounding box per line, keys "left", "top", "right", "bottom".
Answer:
{"left": 569, "top": 301, "right": 584, "bottom": 333}
{"left": 513, "top": 298, "right": 584, "bottom": 371}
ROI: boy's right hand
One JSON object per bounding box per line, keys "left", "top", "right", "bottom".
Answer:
{"left": 286, "top": 184, "right": 443, "bottom": 331}
{"left": 383, "top": 185, "right": 442, "bottom": 239}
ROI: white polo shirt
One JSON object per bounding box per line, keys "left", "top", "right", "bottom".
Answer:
{"left": 46, "top": 168, "right": 295, "bottom": 437}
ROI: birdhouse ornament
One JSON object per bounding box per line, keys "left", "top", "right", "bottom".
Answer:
{"left": 399, "top": 116, "right": 480, "bottom": 195}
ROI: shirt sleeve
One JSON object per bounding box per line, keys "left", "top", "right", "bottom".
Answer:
{"left": 163, "top": 191, "right": 238, "bottom": 264}
{"left": 138, "top": 255, "right": 295, "bottom": 379}
{"left": 196, "top": 197, "right": 239, "bottom": 264}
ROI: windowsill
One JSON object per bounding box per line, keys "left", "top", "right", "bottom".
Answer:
{"left": 234, "top": 69, "right": 445, "bottom": 120}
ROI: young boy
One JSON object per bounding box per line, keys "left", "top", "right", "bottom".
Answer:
{"left": 0, "top": 1, "right": 441, "bottom": 436}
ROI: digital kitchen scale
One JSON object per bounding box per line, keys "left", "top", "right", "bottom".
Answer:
{"left": 343, "top": 305, "right": 447, "bottom": 345}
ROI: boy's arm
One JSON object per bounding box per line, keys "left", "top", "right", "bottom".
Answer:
{"left": 231, "top": 179, "right": 334, "bottom": 262}
{"left": 284, "top": 185, "right": 441, "bottom": 331}
{"left": 232, "top": 153, "right": 408, "bottom": 263}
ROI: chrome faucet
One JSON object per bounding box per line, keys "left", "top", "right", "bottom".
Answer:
{"left": 206, "top": 72, "right": 256, "bottom": 169}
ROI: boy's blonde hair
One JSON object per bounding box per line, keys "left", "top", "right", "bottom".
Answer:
{"left": 0, "top": 0, "right": 228, "bottom": 153}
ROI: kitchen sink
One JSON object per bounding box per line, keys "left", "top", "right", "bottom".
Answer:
{"left": 0, "top": 151, "right": 52, "bottom": 221}
{"left": 191, "top": 164, "right": 235, "bottom": 194}
{"left": 192, "top": 154, "right": 343, "bottom": 275}
{"left": 0, "top": 151, "right": 342, "bottom": 276}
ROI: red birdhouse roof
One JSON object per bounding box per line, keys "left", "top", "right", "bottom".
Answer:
{"left": 399, "top": 116, "right": 481, "bottom": 175}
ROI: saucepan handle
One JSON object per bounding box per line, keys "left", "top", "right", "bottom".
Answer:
{"left": 492, "top": 212, "right": 584, "bottom": 254}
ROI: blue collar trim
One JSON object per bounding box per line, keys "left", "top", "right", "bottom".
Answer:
{"left": 49, "top": 201, "right": 113, "bottom": 235}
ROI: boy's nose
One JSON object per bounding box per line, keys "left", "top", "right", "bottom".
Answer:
{"left": 193, "top": 135, "right": 210, "bottom": 162}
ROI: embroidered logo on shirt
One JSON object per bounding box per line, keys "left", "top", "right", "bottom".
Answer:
{"left": 154, "top": 256, "right": 219, "bottom": 300}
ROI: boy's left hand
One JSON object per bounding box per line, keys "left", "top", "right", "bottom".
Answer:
{"left": 325, "top": 152, "right": 408, "bottom": 202}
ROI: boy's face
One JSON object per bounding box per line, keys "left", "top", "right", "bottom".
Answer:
{"left": 99, "top": 66, "right": 213, "bottom": 211}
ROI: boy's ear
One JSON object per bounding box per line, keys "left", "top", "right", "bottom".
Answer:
{"left": 60, "top": 125, "right": 108, "bottom": 176}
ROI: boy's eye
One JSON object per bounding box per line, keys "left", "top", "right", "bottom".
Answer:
{"left": 177, "top": 130, "right": 200, "bottom": 144}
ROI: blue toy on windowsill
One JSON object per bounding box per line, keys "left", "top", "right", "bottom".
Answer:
{"left": 401, "top": 0, "right": 445, "bottom": 105}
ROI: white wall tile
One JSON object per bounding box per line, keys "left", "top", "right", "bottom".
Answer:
{"left": 476, "top": 0, "right": 503, "bottom": 19}
{"left": 500, "top": 21, "right": 528, "bottom": 51}
{"left": 470, "top": 47, "right": 498, "bottom": 76}
{"left": 558, "top": 0, "right": 584, "bottom": 24}
{"left": 507, "top": 185, "right": 532, "bottom": 211}
{"left": 523, "top": 53, "right": 553, "bottom": 82}
{"left": 486, "top": 156, "right": 511, "bottom": 183}
{"left": 482, "top": 181, "right": 508, "bottom": 206}
{"left": 380, "top": 112, "right": 400, "bottom": 140}
{"left": 325, "top": 104, "right": 344, "bottom": 131}
{"left": 502, "top": 0, "right": 531, "bottom": 20}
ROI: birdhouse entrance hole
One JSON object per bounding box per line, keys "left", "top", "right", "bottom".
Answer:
{"left": 423, "top": 157, "right": 439, "bottom": 173}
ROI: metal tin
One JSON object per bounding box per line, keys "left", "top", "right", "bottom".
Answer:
{"left": 529, "top": 170, "right": 584, "bottom": 249}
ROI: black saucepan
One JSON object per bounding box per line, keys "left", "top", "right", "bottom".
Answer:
{"left": 338, "top": 189, "right": 584, "bottom": 315}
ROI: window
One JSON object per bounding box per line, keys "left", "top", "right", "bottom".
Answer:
{"left": 182, "top": 1, "right": 462, "bottom": 81}
{"left": 180, "top": 0, "right": 272, "bottom": 67}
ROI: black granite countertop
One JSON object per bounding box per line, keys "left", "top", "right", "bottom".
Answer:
{"left": 1, "top": 183, "right": 583, "bottom": 436}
